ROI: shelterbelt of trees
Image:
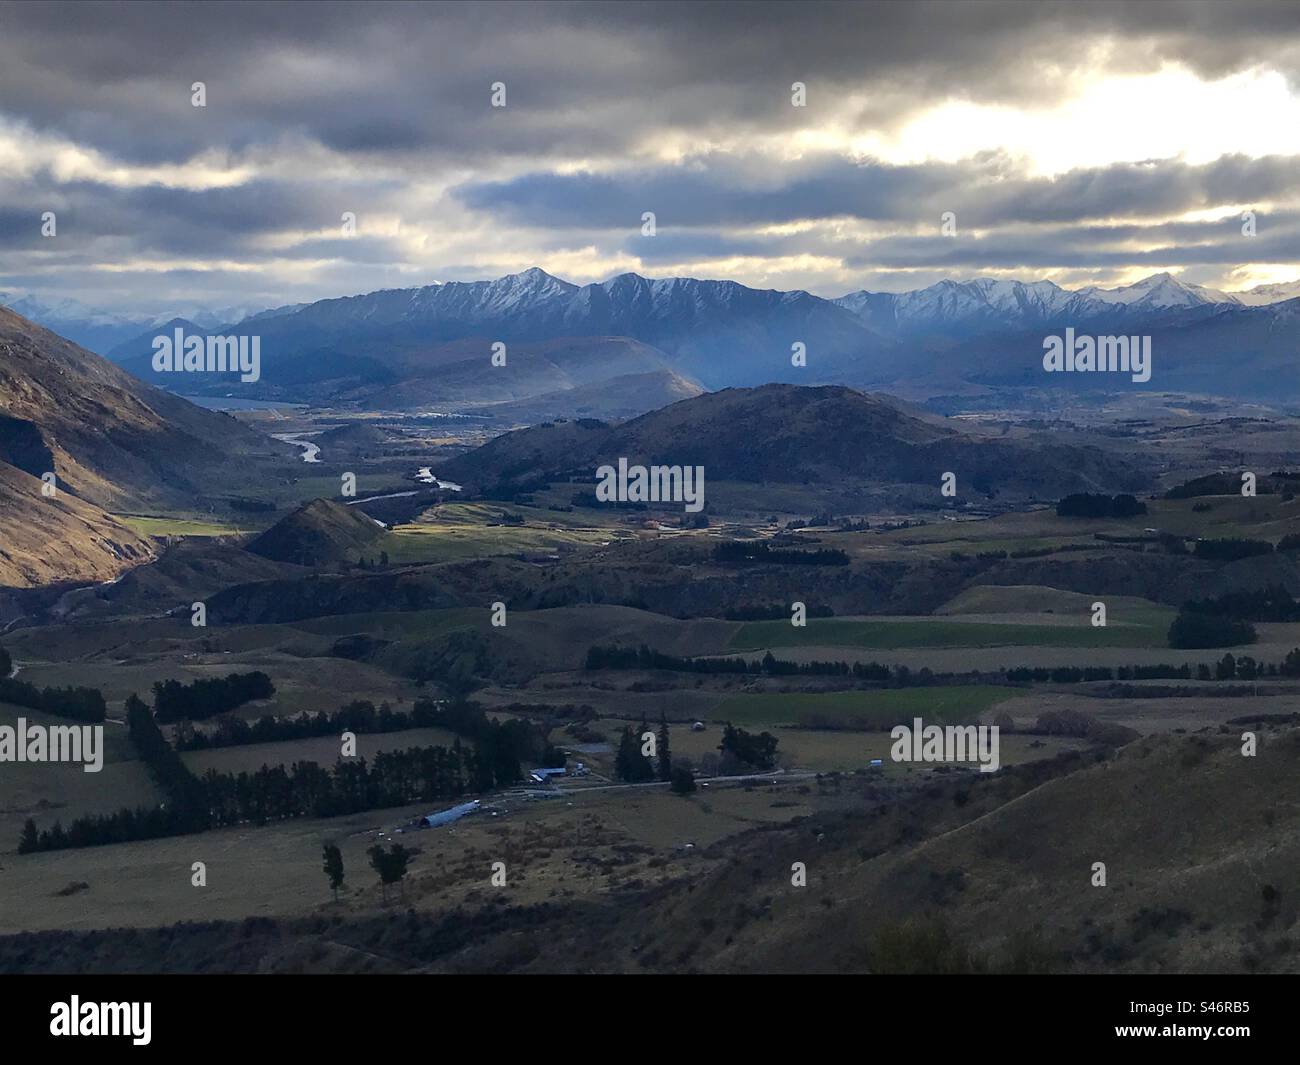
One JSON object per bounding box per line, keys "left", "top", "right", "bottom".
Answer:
{"left": 152, "top": 671, "right": 274, "bottom": 723}
{"left": 585, "top": 644, "right": 1300, "bottom": 684}
{"left": 172, "top": 697, "right": 450, "bottom": 750}
{"left": 0, "top": 675, "right": 106, "bottom": 723}
{"left": 18, "top": 698, "right": 549, "bottom": 853}
{"left": 174, "top": 698, "right": 561, "bottom": 763}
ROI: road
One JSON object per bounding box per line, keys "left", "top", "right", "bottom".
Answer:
{"left": 521, "top": 769, "right": 822, "bottom": 799}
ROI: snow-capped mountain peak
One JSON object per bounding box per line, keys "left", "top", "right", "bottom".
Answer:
{"left": 1232, "top": 279, "right": 1300, "bottom": 306}
{"left": 1075, "top": 272, "right": 1239, "bottom": 309}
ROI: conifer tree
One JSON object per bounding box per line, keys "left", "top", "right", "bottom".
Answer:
{"left": 322, "top": 843, "right": 345, "bottom": 900}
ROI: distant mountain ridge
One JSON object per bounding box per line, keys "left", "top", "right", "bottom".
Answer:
{"left": 0, "top": 292, "right": 282, "bottom": 356}
{"left": 25, "top": 267, "right": 1300, "bottom": 404}
{"left": 833, "top": 272, "right": 1243, "bottom": 341}
{"left": 110, "top": 267, "right": 881, "bottom": 392}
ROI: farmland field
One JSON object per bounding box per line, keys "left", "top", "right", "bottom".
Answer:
{"left": 118, "top": 516, "right": 250, "bottom": 538}
{"left": 710, "top": 685, "right": 1022, "bottom": 728}
{"left": 0, "top": 703, "right": 161, "bottom": 845}
{"left": 179, "top": 727, "right": 464, "bottom": 776}
{"left": 728, "top": 613, "right": 1175, "bottom": 652}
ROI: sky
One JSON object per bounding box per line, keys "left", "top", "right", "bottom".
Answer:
{"left": 2, "top": 0, "right": 1300, "bottom": 317}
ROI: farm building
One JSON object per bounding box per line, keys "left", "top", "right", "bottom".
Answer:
{"left": 529, "top": 767, "right": 567, "bottom": 783}
{"left": 422, "top": 799, "right": 481, "bottom": 828}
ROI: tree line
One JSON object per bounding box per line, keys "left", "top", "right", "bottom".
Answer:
{"left": 1182, "top": 584, "right": 1300, "bottom": 623}
{"left": 586, "top": 644, "right": 891, "bottom": 678}
{"left": 175, "top": 697, "right": 446, "bottom": 750}
{"left": 18, "top": 696, "right": 535, "bottom": 854}
{"left": 1168, "top": 610, "right": 1257, "bottom": 649}
{"left": 586, "top": 642, "right": 1300, "bottom": 686}
{"left": 1055, "top": 493, "right": 1147, "bottom": 518}
{"left": 713, "top": 541, "right": 850, "bottom": 566}
{"left": 1163, "top": 583, "right": 1300, "bottom": 647}
{"left": 152, "top": 671, "right": 275, "bottom": 723}
{"left": 1192, "top": 538, "right": 1275, "bottom": 561}
{"left": 0, "top": 674, "right": 106, "bottom": 723}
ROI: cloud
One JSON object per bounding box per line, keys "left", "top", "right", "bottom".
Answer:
{"left": 1, "top": 0, "right": 1299, "bottom": 312}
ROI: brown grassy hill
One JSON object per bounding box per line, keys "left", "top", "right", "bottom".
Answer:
{"left": 245, "top": 499, "right": 389, "bottom": 566}
{"left": 314, "top": 422, "right": 395, "bottom": 456}
{"left": 5, "top": 727, "right": 1295, "bottom": 974}
{"left": 0, "top": 461, "right": 155, "bottom": 588}
{"left": 61, "top": 539, "right": 305, "bottom": 620}
{"left": 0, "top": 305, "right": 292, "bottom": 511}
{"left": 569, "top": 728, "right": 1300, "bottom": 974}
{"left": 441, "top": 383, "right": 1149, "bottom": 496}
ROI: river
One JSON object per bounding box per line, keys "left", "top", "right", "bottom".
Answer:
{"left": 271, "top": 432, "right": 322, "bottom": 463}
{"left": 416, "top": 467, "right": 462, "bottom": 491}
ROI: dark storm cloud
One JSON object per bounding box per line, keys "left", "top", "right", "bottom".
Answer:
{"left": 837, "top": 224, "right": 1300, "bottom": 274}
{"left": 458, "top": 153, "right": 1300, "bottom": 230}
{"left": 0, "top": 172, "right": 368, "bottom": 256}
{"left": 3, "top": 1, "right": 1299, "bottom": 165}
{"left": 1, "top": 0, "right": 1299, "bottom": 311}
{"left": 621, "top": 212, "right": 1300, "bottom": 277}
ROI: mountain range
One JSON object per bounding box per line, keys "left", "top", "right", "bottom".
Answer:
{"left": 0, "top": 292, "right": 278, "bottom": 356}
{"left": 87, "top": 268, "right": 1300, "bottom": 406}
{"left": 832, "top": 273, "right": 1242, "bottom": 340}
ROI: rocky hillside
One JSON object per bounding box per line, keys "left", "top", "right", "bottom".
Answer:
{"left": 0, "top": 462, "right": 155, "bottom": 588}
{"left": 0, "top": 305, "right": 291, "bottom": 512}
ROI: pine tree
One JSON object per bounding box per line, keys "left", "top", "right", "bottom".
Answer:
{"left": 657, "top": 714, "right": 672, "bottom": 782}
{"left": 615, "top": 726, "right": 636, "bottom": 781}
{"left": 18, "top": 818, "right": 38, "bottom": 854}
{"left": 322, "top": 843, "right": 345, "bottom": 900}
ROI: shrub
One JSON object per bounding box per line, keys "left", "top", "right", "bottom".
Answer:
{"left": 1192, "top": 538, "right": 1273, "bottom": 562}
{"left": 1056, "top": 493, "right": 1147, "bottom": 518}
{"left": 869, "top": 918, "right": 975, "bottom": 974}
{"left": 670, "top": 765, "right": 697, "bottom": 795}
{"left": 1168, "top": 611, "right": 1257, "bottom": 649}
